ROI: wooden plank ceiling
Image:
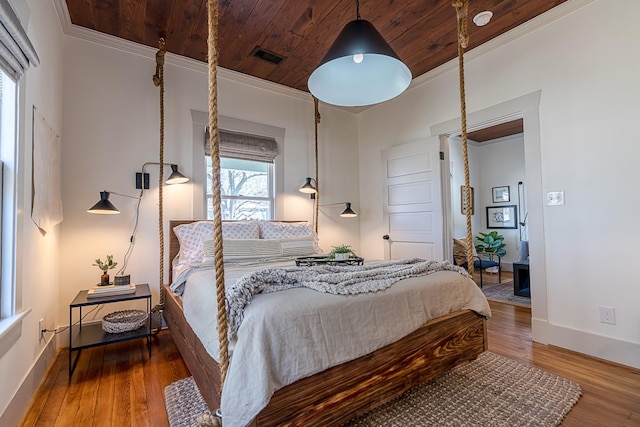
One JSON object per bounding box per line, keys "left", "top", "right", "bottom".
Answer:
{"left": 468, "top": 119, "right": 524, "bottom": 143}
{"left": 65, "top": 0, "right": 567, "bottom": 94}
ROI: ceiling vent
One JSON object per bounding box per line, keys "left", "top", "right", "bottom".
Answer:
{"left": 251, "top": 47, "right": 286, "bottom": 65}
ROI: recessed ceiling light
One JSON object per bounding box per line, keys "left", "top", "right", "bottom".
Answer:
{"left": 473, "top": 11, "right": 493, "bottom": 27}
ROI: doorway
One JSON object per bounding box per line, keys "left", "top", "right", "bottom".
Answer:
{"left": 430, "top": 91, "right": 549, "bottom": 345}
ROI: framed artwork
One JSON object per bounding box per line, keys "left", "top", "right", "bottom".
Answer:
{"left": 486, "top": 205, "right": 518, "bottom": 229}
{"left": 460, "top": 186, "right": 474, "bottom": 215}
{"left": 492, "top": 186, "right": 510, "bottom": 203}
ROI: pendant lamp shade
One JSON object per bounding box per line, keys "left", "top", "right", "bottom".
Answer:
{"left": 308, "top": 19, "right": 411, "bottom": 107}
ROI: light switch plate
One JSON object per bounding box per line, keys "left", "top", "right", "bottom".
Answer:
{"left": 546, "top": 191, "right": 564, "bottom": 206}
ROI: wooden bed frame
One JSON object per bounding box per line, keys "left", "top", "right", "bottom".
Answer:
{"left": 164, "top": 220, "right": 488, "bottom": 426}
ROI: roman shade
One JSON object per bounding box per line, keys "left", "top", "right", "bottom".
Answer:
{"left": 0, "top": 0, "right": 39, "bottom": 79}
{"left": 205, "top": 128, "right": 278, "bottom": 163}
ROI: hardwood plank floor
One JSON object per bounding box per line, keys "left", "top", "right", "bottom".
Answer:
{"left": 19, "top": 302, "right": 640, "bottom": 426}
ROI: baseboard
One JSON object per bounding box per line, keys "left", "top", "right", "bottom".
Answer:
{"left": 536, "top": 320, "right": 639, "bottom": 369}
{"left": 0, "top": 336, "right": 57, "bottom": 426}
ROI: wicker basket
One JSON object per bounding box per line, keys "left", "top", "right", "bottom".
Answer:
{"left": 102, "top": 309, "right": 147, "bottom": 334}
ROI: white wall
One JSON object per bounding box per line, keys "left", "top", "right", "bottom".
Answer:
{"left": 59, "top": 36, "right": 361, "bottom": 325}
{"left": 476, "top": 135, "right": 525, "bottom": 269}
{"left": 0, "top": 0, "right": 64, "bottom": 423}
{"left": 358, "top": 0, "right": 640, "bottom": 368}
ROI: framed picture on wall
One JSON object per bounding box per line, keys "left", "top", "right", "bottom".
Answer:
{"left": 486, "top": 205, "right": 518, "bottom": 229}
{"left": 460, "top": 186, "right": 474, "bottom": 215}
{"left": 492, "top": 186, "right": 510, "bottom": 203}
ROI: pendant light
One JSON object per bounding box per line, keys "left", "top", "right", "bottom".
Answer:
{"left": 308, "top": 0, "right": 411, "bottom": 107}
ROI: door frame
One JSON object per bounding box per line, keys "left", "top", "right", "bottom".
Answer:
{"left": 430, "top": 91, "right": 549, "bottom": 344}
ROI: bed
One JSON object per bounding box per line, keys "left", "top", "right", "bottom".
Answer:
{"left": 163, "top": 219, "right": 490, "bottom": 427}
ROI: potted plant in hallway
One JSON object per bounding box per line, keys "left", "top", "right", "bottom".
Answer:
{"left": 475, "top": 231, "right": 505, "bottom": 273}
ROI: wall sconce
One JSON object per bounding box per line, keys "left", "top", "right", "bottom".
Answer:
{"left": 321, "top": 202, "right": 358, "bottom": 218}
{"left": 89, "top": 162, "right": 190, "bottom": 213}
{"left": 87, "top": 161, "right": 190, "bottom": 276}
{"left": 87, "top": 191, "right": 140, "bottom": 214}
{"left": 299, "top": 177, "right": 317, "bottom": 198}
{"left": 299, "top": 177, "right": 319, "bottom": 201}
{"left": 136, "top": 162, "right": 189, "bottom": 189}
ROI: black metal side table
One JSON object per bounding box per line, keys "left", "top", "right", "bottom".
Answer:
{"left": 513, "top": 261, "right": 530, "bottom": 297}
{"left": 68, "top": 283, "right": 152, "bottom": 376}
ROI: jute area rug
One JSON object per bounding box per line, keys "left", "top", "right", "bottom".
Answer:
{"left": 164, "top": 352, "right": 581, "bottom": 427}
{"left": 482, "top": 280, "right": 531, "bottom": 308}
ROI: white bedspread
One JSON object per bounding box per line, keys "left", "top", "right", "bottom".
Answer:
{"left": 177, "top": 258, "right": 491, "bottom": 427}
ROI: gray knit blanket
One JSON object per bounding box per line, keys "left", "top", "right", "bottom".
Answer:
{"left": 226, "top": 258, "right": 468, "bottom": 340}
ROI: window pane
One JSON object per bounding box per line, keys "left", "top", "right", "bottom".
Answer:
{"left": 208, "top": 197, "right": 272, "bottom": 220}
{"left": 220, "top": 158, "right": 268, "bottom": 198}
{"left": 206, "top": 156, "right": 274, "bottom": 220}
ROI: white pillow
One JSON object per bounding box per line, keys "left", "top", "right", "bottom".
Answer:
{"left": 259, "top": 220, "right": 312, "bottom": 239}
{"left": 174, "top": 220, "right": 261, "bottom": 264}
{"left": 259, "top": 221, "right": 322, "bottom": 253}
{"left": 222, "top": 220, "right": 260, "bottom": 239}
{"left": 202, "top": 236, "right": 318, "bottom": 259}
{"left": 278, "top": 236, "right": 318, "bottom": 257}
{"left": 174, "top": 221, "right": 214, "bottom": 264}
{"left": 204, "top": 238, "right": 281, "bottom": 259}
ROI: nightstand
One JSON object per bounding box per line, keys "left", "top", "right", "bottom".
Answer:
{"left": 69, "top": 283, "right": 152, "bottom": 376}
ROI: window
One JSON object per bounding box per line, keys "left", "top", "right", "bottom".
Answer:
{"left": 0, "top": 1, "right": 39, "bottom": 354}
{"left": 206, "top": 157, "right": 274, "bottom": 220}
{"left": 0, "top": 69, "right": 17, "bottom": 319}
{"left": 204, "top": 129, "right": 278, "bottom": 220}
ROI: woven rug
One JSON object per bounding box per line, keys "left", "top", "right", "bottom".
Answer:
{"left": 482, "top": 280, "right": 531, "bottom": 307}
{"left": 164, "top": 352, "right": 581, "bottom": 427}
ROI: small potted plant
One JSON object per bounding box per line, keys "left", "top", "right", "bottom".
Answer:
{"left": 327, "top": 244, "right": 357, "bottom": 261}
{"left": 474, "top": 231, "right": 506, "bottom": 257}
{"left": 475, "top": 231, "right": 506, "bottom": 273}
{"left": 93, "top": 255, "right": 118, "bottom": 285}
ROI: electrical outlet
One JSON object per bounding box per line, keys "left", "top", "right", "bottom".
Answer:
{"left": 39, "top": 318, "right": 44, "bottom": 341}
{"left": 599, "top": 306, "right": 616, "bottom": 325}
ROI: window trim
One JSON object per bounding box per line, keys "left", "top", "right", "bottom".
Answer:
{"left": 0, "top": 70, "right": 17, "bottom": 320}
{"left": 0, "top": 65, "right": 22, "bottom": 354}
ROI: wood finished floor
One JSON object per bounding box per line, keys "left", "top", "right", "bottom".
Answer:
{"left": 19, "top": 301, "right": 640, "bottom": 426}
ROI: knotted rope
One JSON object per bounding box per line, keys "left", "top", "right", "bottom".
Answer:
{"left": 152, "top": 38, "right": 167, "bottom": 304}
{"left": 207, "top": 0, "right": 228, "bottom": 424}
{"left": 453, "top": 0, "right": 474, "bottom": 274}
{"left": 313, "top": 96, "right": 320, "bottom": 233}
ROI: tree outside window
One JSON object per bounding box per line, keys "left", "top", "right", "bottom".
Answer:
{"left": 206, "top": 157, "right": 274, "bottom": 220}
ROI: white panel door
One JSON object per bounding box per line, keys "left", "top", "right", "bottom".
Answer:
{"left": 382, "top": 137, "right": 443, "bottom": 261}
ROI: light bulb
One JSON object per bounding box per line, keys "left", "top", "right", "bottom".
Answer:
{"left": 353, "top": 53, "right": 364, "bottom": 64}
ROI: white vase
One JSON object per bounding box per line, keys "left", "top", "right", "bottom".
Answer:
{"left": 334, "top": 253, "right": 349, "bottom": 261}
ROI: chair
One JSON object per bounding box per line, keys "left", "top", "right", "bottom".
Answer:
{"left": 453, "top": 238, "right": 501, "bottom": 288}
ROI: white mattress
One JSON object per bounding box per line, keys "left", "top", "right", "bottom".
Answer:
{"left": 175, "top": 258, "right": 491, "bottom": 427}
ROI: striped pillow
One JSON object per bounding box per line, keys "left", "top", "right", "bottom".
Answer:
{"left": 202, "top": 236, "right": 318, "bottom": 259}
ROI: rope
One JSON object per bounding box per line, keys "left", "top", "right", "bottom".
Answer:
{"left": 152, "top": 38, "right": 167, "bottom": 304}
{"left": 208, "top": 0, "right": 230, "bottom": 420}
{"left": 313, "top": 96, "right": 320, "bottom": 233}
{"left": 452, "top": 0, "right": 474, "bottom": 275}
